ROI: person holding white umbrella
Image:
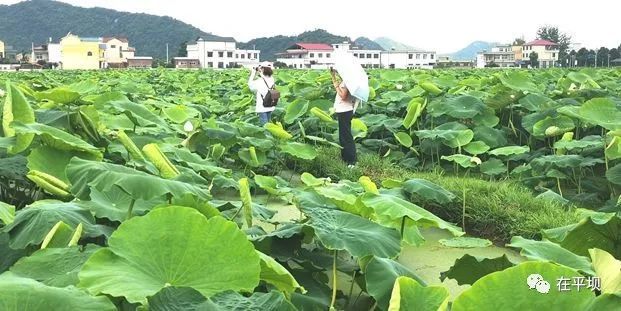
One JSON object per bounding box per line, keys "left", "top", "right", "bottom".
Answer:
{"left": 330, "top": 52, "right": 369, "bottom": 167}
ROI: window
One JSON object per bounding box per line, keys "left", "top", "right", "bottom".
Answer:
{"left": 218, "top": 62, "right": 224, "bottom": 68}
{"left": 423, "top": 54, "right": 427, "bottom": 59}
{"left": 318, "top": 53, "right": 323, "bottom": 58}
{"left": 359, "top": 53, "right": 365, "bottom": 58}
{"left": 247, "top": 53, "right": 251, "bottom": 59}
{"left": 87, "top": 51, "right": 93, "bottom": 56}
{"left": 235, "top": 54, "right": 238, "bottom": 59}
{"left": 366, "top": 53, "right": 372, "bottom": 58}
{"left": 218, "top": 52, "right": 224, "bottom": 57}
{"left": 374, "top": 54, "right": 379, "bottom": 59}
{"left": 208, "top": 62, "right": 213, "bottom": 67}
{"left": 227, "top": 52, "right": 233, "bottom": 58}
{"left": 111, "top": 45, "right": 116, "bottom": 48}
{"left": 207, "top": 52, "right": 213, "bottom": 57}
{"left": 431, "top": 54, "right": 434, "bottom": 59}
{"left": 552, "top": 53, "right": 556, "bottom": 58}
{"left": 310, "top": 53, "right": 315, "bottom": 58}
{"left": 254, "top": 53, "right": 258, "bottom": 59}
{"left": 241, "top": 54, "right": 245, "bottom": 59}
{"left": 335, "top": 45, "right": 339, "bottom": 48}
{"left": 408, "top": 54, "right": 413, "bottom": 59}
{"left": 416, "top": 54, "right": 420, "bottom": 59}
{"left": 326, "top": 53, "right": 331, "bottom": 58}
{"left": 353, "top": 53, "right": 358, "bottom": 57}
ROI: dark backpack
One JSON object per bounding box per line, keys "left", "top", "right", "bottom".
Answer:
{"left": 261, "top": 78, "right": 280, "bottom": 107}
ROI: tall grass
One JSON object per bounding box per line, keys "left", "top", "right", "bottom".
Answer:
{"left": 288, "top": 147, "right": 582, "bottom": 244}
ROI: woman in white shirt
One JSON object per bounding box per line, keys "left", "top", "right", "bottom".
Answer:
{"left": 248, "top": 62, "right": 276, "bottom": 125}
{"left": 330, "top": 68, "right": 357, "bottom": 167}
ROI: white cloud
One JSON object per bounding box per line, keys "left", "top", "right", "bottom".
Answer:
{"left": 2, "top": 0, "right": 619, "bottom": 52}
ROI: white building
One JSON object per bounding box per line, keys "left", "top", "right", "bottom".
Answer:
{"left": 102, "top": 37, "right": 136, "bottom": 67}
{"left": 276, "top": 42, "right": 436, "bottom": 69}
{"left": 522, "top": 39, "right": 559, "bottom": 68}
{"left": 476, "top": 44, "right": 517, "bottom": 68}
{"left": 186, "top": 37, "right": 260, "bottom": 69}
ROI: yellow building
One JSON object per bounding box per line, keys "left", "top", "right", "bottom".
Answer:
{"left": 60, "top": 34, "right": 104, "bottom": 70}
{"left": 0, "top": 40, "right": 5, "bottom": 59}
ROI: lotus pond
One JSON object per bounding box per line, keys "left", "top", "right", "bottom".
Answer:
{"left": 0, "top": 68, "right": 620, "bottom": 310}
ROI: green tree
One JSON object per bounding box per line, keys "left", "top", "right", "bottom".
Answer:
{"left": 596, "top": 47, "right": 609, "bottom": 67}
{"left": 576, "top": 48, "right": 588, "bottom": 66}
{"left": 610, "top": 48, "right": 620, "bottom": 61}
{"left": 513, "top": 38, "right": 525, "bottom": 46}
{"left": 529, "top": 52, "right": 539, "bottom": 68}
{"left": 537, "top": 26, "right": 571, "bottom": 67}
{"left": 177, "top": 41, "right": 188, "bottom": 57}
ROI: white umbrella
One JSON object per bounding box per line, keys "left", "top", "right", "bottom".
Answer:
{"left": 332, "top": 52, "right": 370, "bottom": 103}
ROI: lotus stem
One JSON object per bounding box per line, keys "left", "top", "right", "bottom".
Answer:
{"left": 126, "top": 198, "right": 136, "bottom": 220}
{"left": 400, "top": 216, "right": 406, "bottom": 236}
{"left": 557, "top": 178, "right": 563, "bottom": 197}
{"left": 330, "top": 250, "right": 338, "bottom": 310}
{"left": 462, "top": 185, "right": 467, "bottom": 233}
{"left": 346, "top": 270, "right": 357, "bottom": 309}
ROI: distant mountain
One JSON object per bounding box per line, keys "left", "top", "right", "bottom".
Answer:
{"left": 239, "top": 29, "right": 350, "bottom": 61}
{"left": 374, "top": 37, "right": 421, "bottom": 51}
{"left": 448, "top": 41, "right": 498, "bottom": 61}
{"left": 353, "top": 37, "right": 384, "bottom": 50}
{"left": 0, "top": 0, "right": 229, "bottom": 59}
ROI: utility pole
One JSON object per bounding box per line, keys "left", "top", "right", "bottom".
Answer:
{"left": 608, "top": 53, "right": 610, "bottom": 68}
{"left": 166, "top": 43, "right": 169, "bottom": 64}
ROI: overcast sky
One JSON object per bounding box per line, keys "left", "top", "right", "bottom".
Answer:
{"left": 2, "top": 0, "right": 619, "bottom": 53}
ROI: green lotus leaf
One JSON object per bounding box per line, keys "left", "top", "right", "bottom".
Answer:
{"left": 430, "top": 95, "right": 487, "bottom": 119}
{"left": 279, "top": 142, "right": 317, "bottom": 160}
{"left": 0, "top": 202, "right": 15, "bottom": 226}
{"left": 147, "top": 286, "right": 218, "bottom": 311}
{"left": 258, "top": 251, "right": 304, "bottom": 294}
{"left": 463, "top": 141, "right": 490, "bottom": 155}
{"left": 473, "top": 126, "right": 507, "bottom": 148}
{"left": 441, "top": 154, "right": 480, "bottom": 168}
{"left": 439, "top": 237, "right": 492, "bottom": 248}
{"left": 284, "top": 99, "right": 309, "bottom": 124}
{"left": 606, "top": 136, "right": 621, "bottom": 161}
{"left": 403, "top": 97, "right": 425, "bottom": 129}
{"left": 66, "top": 157, "right": 210, "bottom": 201}
{"left": 588, "top": 248, "right": 621, "bottom": 294}
{"left": 364, "top": 256, "right": 427, "bottom": 310}
{"left": 27, "top": 146, "right": 99, "bottom": 184}
{"left": 300, "top": 172, "right": 330, "bottom": 187}
{"left": 78, "top": 187, "right": 162, "bottom": 222}
{"left": 518, "top": 93, "right": 556, "bottom": 112}
{"left": 12, "top": 122, "right": 102, "bottom": 158}
{"left": 0, "top": 272, "right": 115, "bottom": 311}
{"left": 109, "top": 98, "right": 169, "bottom": 128}
{"left": 606, "top": 163, "right": 621, "bottom": 186}
{"left": 401, "top": 178, "right": 456, "bottom": 205}
{"left": 254, "top": 175, "right": 291, "bottom": 196}
{"left": 35, "top": 87, "right": 81, "bottom": 104}
{"left": 498, "top": 71, "right": 540, "bottom": 93}
{"left": 361, "top": 193, "right": 463, "bottom": 236}
{"left": 78, "top": 207, "right": 261, "bottom": 303}
{"left": 480, "top": 158, "right": 507, "bottom": 176}
{"left": 440, "top": 254, "right": 515, "bottom": 286}
{"left": 532, "top": 116, "right": 575, "bottom": 138}
{"left": 211, "top": 290, "right": 297, "bottom": 311}
{"left": 578, "top": 98, "right": 621, "bottom": 130}
{"left": 388, "top": 276, "right": 449, "bottom": 311}
{"left": 2, "top": 200, "right": 109, "bottom": 249}
{"left": 394, "top": 132, "right": 413, "bottom": 148}
{"left": 10, "top": 245, "right": 100, "bottom": 287}
{"left": 162, "top": 104, "right": 199, "bottom": 123}
{"left": 507, "top": 236, "right": 594, "bottom": 274}
{"left": 301, "top": 204, "right": 401, "bottom": 258}
{"left": 451, "top": 262, "right": 596, "bottom": 311}
{"left": 444, "top": 129, "right": 474, "bottom": 148}
{"left": 488, "top": 145, "right": 530, "bottom": 157}
{"left": 586, "top": 294, "right": 621, "bottom": 311}
{"left": 555, "top": 215, "right": 621, "bottom": 259}
{"left": 3, "top": 81, "right": 35, "bottom": 154}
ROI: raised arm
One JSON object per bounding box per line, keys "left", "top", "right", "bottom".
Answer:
{"left": 330, "top": 69, "right": 350, "bottom": 100}
{"left": 248, "top": 67, "right": 258, "bottom": 91}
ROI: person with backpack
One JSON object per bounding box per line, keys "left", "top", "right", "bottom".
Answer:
{"left": 248, "top": 62, "right": 279, "bottom": 125}
{"left": 330, "top": 67, "right": 357, "bottom": 167}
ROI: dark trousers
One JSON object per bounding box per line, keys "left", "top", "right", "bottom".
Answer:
{"left": 337, "top": 111, "right": 356, "bottom": 165}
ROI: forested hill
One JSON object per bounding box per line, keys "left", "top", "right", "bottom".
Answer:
{"left": 0, "top": 0, "right": 229, "bottom": 59}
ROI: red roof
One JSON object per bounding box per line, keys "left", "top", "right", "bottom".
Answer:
{"left": 103, "top": 37, "right": 129, "bottom": 43}
{"left": 524, "top": 39, "right": 558, "bottom": 46}
{"left": 293, "top": 43, "right": 334, "bottom": 51}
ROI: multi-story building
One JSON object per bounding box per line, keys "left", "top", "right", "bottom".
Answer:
{"left": 436, "top": 56, "right": 474, "bottom": 68}
{"left": 522, "top": 39, "right": 559, "bottom": 68}
{"left": 102, "top": 37, "right": 137, "bottom": 67}
{"left": 186, "top": 37, "right": 260, "bottom": 69}
{"left": 276, "top": 42, "right": 436, "bottom": 69}
{"left": 476, "top": 44, "right": 516, "bottom": 68}
{"left": 0, "top": 40, "right": 5, "bottom": 59}
{"left": 59, "top": 34, "right": 105, "bottom": 70}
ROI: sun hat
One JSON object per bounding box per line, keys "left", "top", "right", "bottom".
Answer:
{"left": 259, "top": 61, "right": 273, "bottom": 68}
